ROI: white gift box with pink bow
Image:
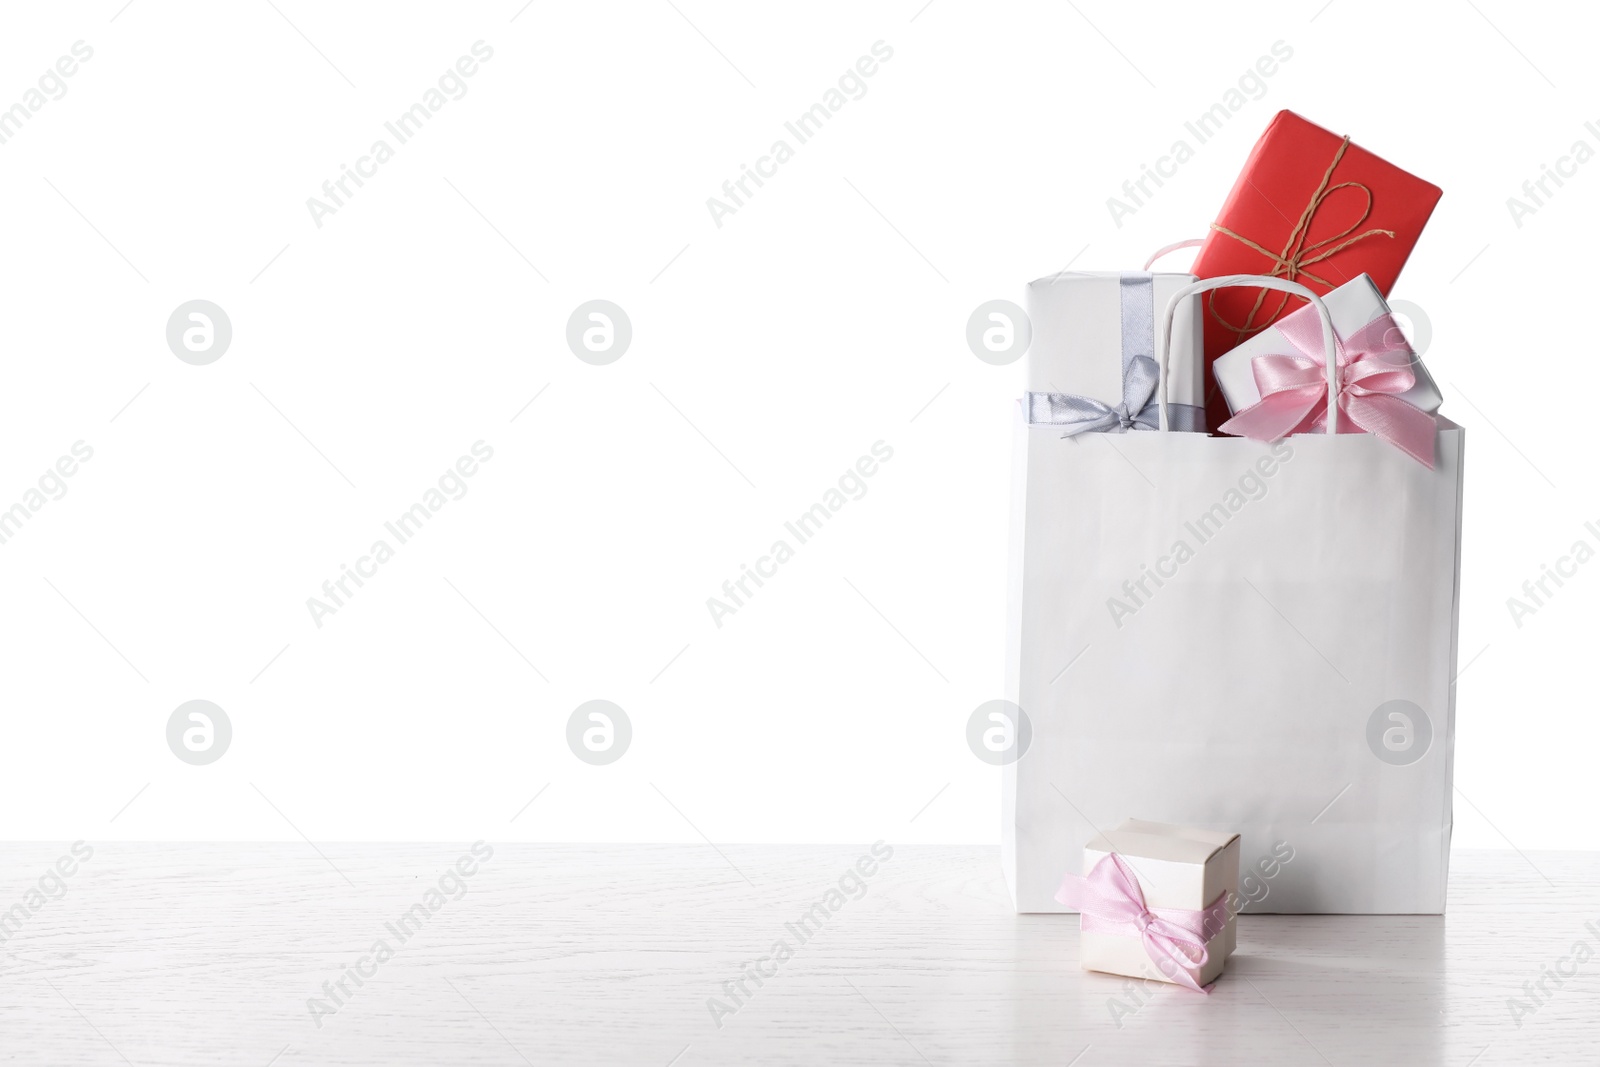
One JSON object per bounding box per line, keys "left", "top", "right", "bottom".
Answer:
{"left": 1213, "top": 274, "right": 1442, "bottom": 466}
{"left": 1058, "top": 819, "right": 1241, "bottom": 992}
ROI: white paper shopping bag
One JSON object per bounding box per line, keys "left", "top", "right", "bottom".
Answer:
{"left": 1003, "top": 276, "right": 1464, "bottom": 914}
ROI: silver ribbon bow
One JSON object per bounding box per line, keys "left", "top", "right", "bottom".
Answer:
{"left": 1026, "top": 273, "right": 1205, "bottom": 436}
{"left": 1028, "top": 354, "right": 1164, "bottom": 436}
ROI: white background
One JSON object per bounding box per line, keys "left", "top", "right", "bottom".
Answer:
{"left": 0, "top": 0, "right": 1592, "bottom": 849}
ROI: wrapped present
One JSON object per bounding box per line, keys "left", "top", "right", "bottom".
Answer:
{"left": 1192, "top": 111, "right": 1442, "bottom": 431}
{"left": 1024, "top": 272, "right": 1205, "bottom": 434}
{"left": 1214, "top": 273, "right": 1442, "bottom": 467}
{"left": 1056, "top": 819, "right": 1240, "bottom": 992}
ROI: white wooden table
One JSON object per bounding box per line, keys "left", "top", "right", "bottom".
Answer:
{"left": 0, "top": 845, "right": 1594, "bottom": 1065}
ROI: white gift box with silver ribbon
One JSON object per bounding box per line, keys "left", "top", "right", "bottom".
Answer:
{"left": 1024, "top": 271, "right": 1207, "bottom": 435}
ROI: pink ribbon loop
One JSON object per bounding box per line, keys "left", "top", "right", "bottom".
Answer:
{"left": 1218, "top": 309, "right": 1437, "bottom": 467}
{"left": 1056, "top": 853, "right": 1228, "bottom": 995}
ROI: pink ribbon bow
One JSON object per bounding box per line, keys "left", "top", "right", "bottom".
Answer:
{"left": 1218, "top": 307, "right": 1436, "bottom": 467}
{"left": 1056, "top": 853, "right": 1229, "bottom": 994}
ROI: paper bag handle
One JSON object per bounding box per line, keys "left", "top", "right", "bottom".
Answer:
{"left": 1157, "top": 274, "right": 1337, "bottom": 434}
{"left": 1143, "top": 239, "right": 1205, "bottom": 270}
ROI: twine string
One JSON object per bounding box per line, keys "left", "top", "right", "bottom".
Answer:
{"left": 1206, "top": 136, "right": 1396, "bottom": 341}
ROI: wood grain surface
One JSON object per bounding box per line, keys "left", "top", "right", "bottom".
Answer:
{"left": 0, "top": 844, "right": 1595, "bottom": 1065}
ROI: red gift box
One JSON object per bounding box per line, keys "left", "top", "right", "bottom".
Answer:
{"left": 1191, "top": 110, "right": 1442, "bottom": 431}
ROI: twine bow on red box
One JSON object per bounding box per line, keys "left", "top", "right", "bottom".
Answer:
{"left": 1206, "top": 136, "right": 1395, "bottom": 344}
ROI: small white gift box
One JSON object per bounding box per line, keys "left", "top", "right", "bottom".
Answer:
{"left": 1059, "top": 819, "right": 1241, "bottom": 991}
{"left": 1212, "top": 273, "right": 1441, "bottom": 419}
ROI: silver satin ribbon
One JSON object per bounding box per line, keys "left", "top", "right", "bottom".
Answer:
{"left": 1026, "top": 273, "right": 1204, "bottom": 436}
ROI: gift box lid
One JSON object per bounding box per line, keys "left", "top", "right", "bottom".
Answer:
{"left": 1084, "top": 819, "right": 1240, "bottom": 912}
{"left": 1085, "top": 818, "right": 1239, "bottom": 866}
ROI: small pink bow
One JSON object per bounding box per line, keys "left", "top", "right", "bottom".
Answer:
{"left": 1056, "top": 852, "right": 1228, "bottom": 994}
{"left": 1218, "top": 307, "right": 1436, "bottom": 467}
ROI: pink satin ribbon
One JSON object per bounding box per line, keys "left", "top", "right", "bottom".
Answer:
{"left": 1218, "top": 307, "right": 1436, "bottom": 467}
{"left": 1056, "top": 852, "right": 1230, "bottom": 994}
